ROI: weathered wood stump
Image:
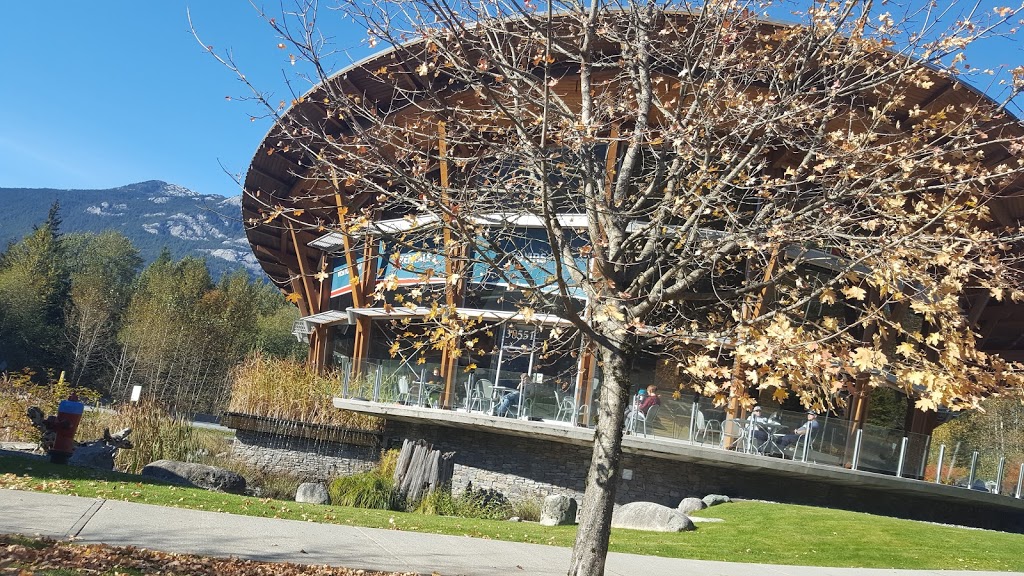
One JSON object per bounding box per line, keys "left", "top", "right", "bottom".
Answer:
{"left": 392, "top": 439, "right": 454, "bottom": 503}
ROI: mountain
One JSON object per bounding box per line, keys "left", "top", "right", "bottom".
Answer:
{"left": 0, "top": 181, "right": 261, "bottom": 278}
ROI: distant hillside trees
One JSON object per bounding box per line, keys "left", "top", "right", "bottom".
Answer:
{"left": 65, "top": 231, "right": 143, "bottom": 389}
{"left": 0, "top": 203, "right": 68, "bottom": 373}
{"left": 0, "top": 208, "right": 305, "bottom": 414}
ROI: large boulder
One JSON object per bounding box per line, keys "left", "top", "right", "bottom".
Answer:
{"left": 295, "top": 482, "right": 330, "bottom": 505}
{"left": 141, "top": 460, "right": 247, "bottom": 494}
{"left": 702, "top": 494, "right": 731, "bottom": 507}
{"left": 612, "top": 502, "right": 695, "bottom": 532}
{"left": 677, "top": 497, "right": 706, "bottom": 514}
{"left": 540, "top": 494, "right": 578, "bottom": 526}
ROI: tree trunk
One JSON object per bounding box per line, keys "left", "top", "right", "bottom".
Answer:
{"left": 569, "top": 330, "right": 631, "bottom": 576}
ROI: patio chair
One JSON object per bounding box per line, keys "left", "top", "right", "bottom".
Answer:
{"left": 397, "top": 377, "right": 413, "bottom": 405}
{"left": 466, "top": 380, "right": 485, "bottom": 412}
{"left": 554, "top": 389, "right": 576, "bottom": 422}
{"left": 631, "top": 404, "right": 660, "bottom": 437}
{"left": 694, "top": 410, "right": 722, "bottom": 446}
{"left": 786, "top": 431, "right": 817, "bottom": 461}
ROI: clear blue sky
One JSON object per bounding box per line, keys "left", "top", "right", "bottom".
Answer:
{"left": 0, "top": 2, "right": 367, "bottom": 197}
{"left": 0, "top": 2, "right": 1019, "bottom": 197}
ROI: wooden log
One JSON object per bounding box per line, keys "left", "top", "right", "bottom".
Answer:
{"left": 392, "top": 438, "right": 455, "bottom": 503}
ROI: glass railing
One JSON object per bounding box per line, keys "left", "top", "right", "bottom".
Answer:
{"left": 331, "top": 355, "right": 1024, "bottom": 498}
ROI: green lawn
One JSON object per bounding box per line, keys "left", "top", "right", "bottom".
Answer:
{"left": 2, "top": 454, "right": 1023, "bottom": 571}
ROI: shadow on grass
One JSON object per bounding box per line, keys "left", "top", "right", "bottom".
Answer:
{"left": 0, "top": 450, "right": 173, "bottom": 489}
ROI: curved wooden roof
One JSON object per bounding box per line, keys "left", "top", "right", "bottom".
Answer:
{"left": 242, "top": 11, "right": 1024, "bottom": 355}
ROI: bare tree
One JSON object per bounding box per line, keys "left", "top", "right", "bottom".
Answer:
{"left": 204, "top": 1, "right": 1024, "bottom": 574}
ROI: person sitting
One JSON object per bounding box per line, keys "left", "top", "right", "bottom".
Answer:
{"left": 423, "top": 368, "right": 443, "bottom": 406}
{"left": 496, "top": 373, "right": 530, "bottom": 417}
{"left": 635, "top": 385, "right": 661, "bottom": 416}
{"left": 748, "top": 405, "right": 771, "bottom": 447}
{"left": 777, "top": 410, "right": 820, "bottom": 451}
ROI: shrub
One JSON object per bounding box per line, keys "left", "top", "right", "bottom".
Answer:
{"left": 413, "top": 484, "right": 513, "bottom": 520}
{"left": 0, "top": 370, "right": 99, "bottom": 444}
{"left": 328, "top": 471, "right": 400, "bottom": 510}
{"left": 509, "top": 497, "right": 543, "bottom": 522}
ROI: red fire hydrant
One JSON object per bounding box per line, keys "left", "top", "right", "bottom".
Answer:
{"left": 49, "top": 393, "right": 84, "bottom": 464}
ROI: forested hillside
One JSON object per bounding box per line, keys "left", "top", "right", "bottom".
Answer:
{"left": 0, "top": 181, "right": 257, "bottom": 278}
{"left": 0, "top": 206, "right": 304, "bottom": 414}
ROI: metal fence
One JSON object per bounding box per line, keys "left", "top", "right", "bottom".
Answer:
{"left": 332, "top": 355, "right": 1023, "bottom": 498}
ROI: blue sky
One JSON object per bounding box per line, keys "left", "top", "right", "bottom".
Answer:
{"left": 0, "top": 2, "right": 1020, "bottom": 197}
{"left": 0, "top": 2, "right": 367, "bottom": 197}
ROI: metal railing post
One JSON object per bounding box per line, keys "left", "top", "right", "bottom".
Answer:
{"left": 688, "top": 402, "right": 697, "bottom": 443}
{"left": 967, "top": 451, "right": 979, "bottom": 489}
{"left": 372, "top": 364, "right": 382, "bottom": 403}
{"left": 1016, "top": 463, "right": 1023, "bottom": 499}
{"left": 934, "top": 444, "right": 945, "bottom": 484}
{"left": 896, "top": 437, "right": 909, "bottom": 478}
{"left": 995, "top": 457, "right": 1006, "bottom": 495}
{"left": 917, "top": 436, "right": 931, "bottom": 479}
{"left": 417, "top": 368, "right": 426, "bottom": 407}
{"left": 851, "top": 429, "right": 863, "bottom": 470}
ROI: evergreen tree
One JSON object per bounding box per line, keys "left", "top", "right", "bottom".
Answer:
{"left": 0, "top": 202, "right": 69, "bottom": 375}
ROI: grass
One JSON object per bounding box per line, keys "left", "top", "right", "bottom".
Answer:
{"left": 2, "top": 454, "right": 1023, "bottom": 571}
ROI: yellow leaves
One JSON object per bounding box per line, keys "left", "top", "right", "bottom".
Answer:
{"left": 772, "top": 387, "right": 789, "bottom": 403}
{"left": 850, "top": 347, "right": 886, "bottom": 372}
{"left": 896, "top": 342, "right": 916, "bottom": 358}
{"left": 313, "top": 270, "right": 329, "bottom": 282}
{"left": 819, "top": 289, "right": 837, "bottom": 305}
{"left": 285, "top": 292, "right": 302, "bottom": 304}
{"left": 995, "top": 6, "right": 1015, "bottom": 17}
{"left": 842, "top": 285, "right": 867, "bottom": 301}
{"left": 264, "top": 206, "right": 284, "bottom": 223}
{"left": 416, "top": 62, "right": 429, "bottom": 76}
{"left": 520, "top": 307, "right": 536, "bottom": 322}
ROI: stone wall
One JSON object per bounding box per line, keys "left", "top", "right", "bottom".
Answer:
{"left": 232, "top": 429, "right": 379, "bottom": 482}
{"left": 230, "top": 418, "right": 1024, "bottom": 532}
{"left": 380, "top": 421, "right": 795, "bottom": 506}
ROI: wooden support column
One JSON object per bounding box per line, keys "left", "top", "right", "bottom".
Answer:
{"left": 436, "top": 121, "right": 467, "bottom": 410}
{"left": 575, "top": 345, "right": 597, "bottom": 425}
{"left": 350, "top": 241, "right": 380, "bottom": 381}
{"left": 725, "top": 248, "right": 779, "bottom": 434}
{"left": 842, "top": 291, "right": 911, "bottom": 466}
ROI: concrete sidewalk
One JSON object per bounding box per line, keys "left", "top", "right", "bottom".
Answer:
{"left": 0, "top": 488, "right": 1018, "bottom": 576}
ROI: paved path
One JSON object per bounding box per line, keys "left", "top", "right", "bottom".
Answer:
{"left": 0, "top": 488, "right": 1018, "bottom": 576}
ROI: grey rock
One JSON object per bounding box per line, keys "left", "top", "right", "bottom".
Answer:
{"left": 677, "top": 497, "right": 706, "bottom": 514}
{"left": 702, "top": 494, "right": 731, "bottom": 507}
{"left": 295, "top": 482, "right": 330, "bottom": 505}
{"left": 141, "top": 460, "right": 247, "bottom": 494}
{"left": 540, "top": 494, "right": 578, "bottom": 526}
{"left": 611, "top": 502, "right": 695, "bottom": 532}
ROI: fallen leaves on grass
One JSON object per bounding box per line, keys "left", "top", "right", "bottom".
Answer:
{"left": 0, "top": 472, "right": 74, "bottom": 493}
{"left": 0, "top": 534, "right": 417, "bottom": 576}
